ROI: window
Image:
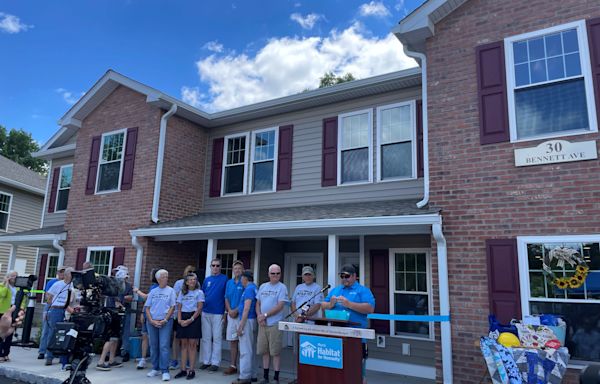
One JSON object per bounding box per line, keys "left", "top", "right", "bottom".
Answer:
{"left": 377, "top": 102, "right": 416, "bottom": 181}
{"left": 505, "top": 20, "right": 598, "bottom": 141}
{"left": 390, "top": 249, "right": 433, "bottom": 339}
{"left": 0, "top": 192, "right": 12, "bottom": 232}
{"left": 222, "top": 134, "right": 249, "bottom": 195}
{"left": 96, "top": 130, "right": 126, "bottom": 193}
{"left": 518, "top": 236, "right": 600, "bottom": 362}
{"left": 338, "top": 109, "right": 372, "bottom": 185}
{"left": 87, "top": 247, "right": 113, "bottom": 276}
{"left": 250, "top": 128, "right": 278, "bottom": 193}
{"left": 55, "top": 165, "right": 72, "bottom": 211}
{"left": 46, "top": 254, "right": 59, "bottom": 282}
{"left": 217, "top": 250, "right": 237, "bottom": 278}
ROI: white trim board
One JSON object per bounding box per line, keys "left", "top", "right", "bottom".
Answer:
{"left": 366, "top": 358, "right": 436, "bottom": 380}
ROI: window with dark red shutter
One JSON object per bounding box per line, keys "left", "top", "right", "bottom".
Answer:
{"left": 321, "top": 117, "right": 338, "bottom": 187}
{"left": 121, "top": 127, "right": 138, "bottom": 190}
{"left": 112, "top": 247, "right": 125, "bottom": 271}
{"left": 209, "top": 138, "right": 224, "bottom": 197}
{"left": 76, "top": 248, "right": 87, "bottom": 270}
{"left": 276, "top": 125, "right": 293, "bottom": 191}
{"left": 370, "top": 249, "right": 389, "bottom": 334}
{"left": 486, "top": 239, "right": 521, "bottom": 324}
{"left": 47, "top": 167, "right": 60, "bottom": 213}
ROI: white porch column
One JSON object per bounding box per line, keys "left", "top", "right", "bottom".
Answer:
{"left": 254, "top": 238, "right": 261, "bottom": 280}
{"left": 206, "top": 239, "right": 218, "bottom": 279}
{"left": 433, "top": 222, "right": 453, "bottom": 383}
{"left": 359, "top": 235, "right": 365, "bottom": 283}
{"left": 8, "top": 244, "right": 17, "bottom": 272}
{"left": 327, "top": 235, "right": 338, "bottom": 290}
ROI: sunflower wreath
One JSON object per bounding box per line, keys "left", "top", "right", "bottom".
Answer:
{"left": 542, "top": 246, "right": 589, "bottom": 289}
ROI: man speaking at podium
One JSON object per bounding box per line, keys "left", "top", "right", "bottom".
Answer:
{"left": 321, "top": 264, "right": 375, "bottom": 384}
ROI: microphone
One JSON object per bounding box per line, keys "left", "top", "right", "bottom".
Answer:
{"left": 285, "top": 283, "right": 330, "bottom": 321}
{"left": 321, "top": 284, "right": 331, "bottom": 293}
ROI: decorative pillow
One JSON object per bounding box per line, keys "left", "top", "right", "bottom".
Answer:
{"left": 515, "top": 323, "right": 557, "bottom": 349}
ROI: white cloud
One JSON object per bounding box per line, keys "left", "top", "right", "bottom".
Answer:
{"left": 0, "top": 12, "right": 33, "bottom": 34}
{"left": 184, "top": 22, "right": 416, "bottom": 112}
{"left": 203, "top": 41, "right": 224, "bottom": 53}
{"left": 56, "top": 88, "right": 84, "bottom": 105}
{"left": 290, "top": 13, "right": 322, "bottom": 30}
{"left": 358, "top": 1, "right": 391, "bottom": 17}
{"left": 394, "top": 0, "right": 406, "bottom": 12}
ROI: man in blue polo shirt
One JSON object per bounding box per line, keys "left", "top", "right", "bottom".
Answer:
{"left": 224, "top": 260, "right": 244, "bottom": 375}
{"left": 321, "top": 264, "right": 375, "bottom": 384}
{"left": 200, "top": 258, "right": 228, "bottom": 372}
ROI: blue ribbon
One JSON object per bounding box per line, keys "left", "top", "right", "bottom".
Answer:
{"left": 367, "top": 314, "right": 450, "bottom": 322}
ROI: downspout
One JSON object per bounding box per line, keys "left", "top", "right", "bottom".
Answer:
{"left": 432, "top": 221, "right": 453, "bottom": 384}
{"left": 151, "top": 103, "right": 178, "bottom": 223}
{"left": 52, "top": 238, "right": 65, "bottom": 268}
{"left": 403, "top": 47, "right": 429, "bottom": 208}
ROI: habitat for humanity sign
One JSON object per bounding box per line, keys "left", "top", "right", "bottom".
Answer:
{"left": 299, "top": 335, "right": 343, "bottom": 369}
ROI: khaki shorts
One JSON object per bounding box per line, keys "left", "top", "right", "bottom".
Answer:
{"left": 257, "top": 325, "right": 282, "bottom": 356}
{"left": 226, "top": 315, "right": 240, "bottom": 341}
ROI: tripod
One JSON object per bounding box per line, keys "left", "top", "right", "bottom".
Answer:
{"left": 62, "top": 346, "right": 92, "bottom": 384}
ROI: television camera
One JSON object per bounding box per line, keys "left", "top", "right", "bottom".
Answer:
{"left": 48, "top": 268, "right": 126, "bottom": 384}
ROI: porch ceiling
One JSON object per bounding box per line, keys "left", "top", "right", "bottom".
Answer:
{"left": 131, "top": 199, "right": 440, "bottom": 241}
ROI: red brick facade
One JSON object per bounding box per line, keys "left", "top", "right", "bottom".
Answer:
{"left": 425, "top": 0, "right": 600, "bottom": 382}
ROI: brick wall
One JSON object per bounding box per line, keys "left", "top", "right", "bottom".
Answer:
{"left": 425, "top": 0, "right": 600, "bottom": 382}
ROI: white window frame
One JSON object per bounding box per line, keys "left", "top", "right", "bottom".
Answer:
{"left": 0, "top": 191, "right": 13, "bottom": 232}
{"left": 55, "top": 164, "right": 73, "bottom": 212}
{"left": 337, "top": 108, "right": 373, "bottom": 186}
{"left": 86, "top": 246, "right": 114, "bottom": 276}
{"left": 504, "top": 20, "right": 598, "bottom": 143}
{"left": 217, "top": 249, "right": 238, "bottom": 278}
{"left": 249, "top": 127, "right": 279, "bottom": 194}
{"left": 221, "top": 132, "right": 250, "bottom": 197}
{"left": 376, "top": 101, "right": 417, "bottom": 182}
{"left": 388, "top": 248, "right": 435, "bottom": 341}
{"left": 95, "top": 128, "right": 127, "bottom": 194}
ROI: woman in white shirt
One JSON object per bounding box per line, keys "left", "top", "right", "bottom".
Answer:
{"left": 174, "top": 273, "right": 204, "bottom": 380}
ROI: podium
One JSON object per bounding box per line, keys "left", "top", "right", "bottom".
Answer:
{"left": 279, "top": 318, "right": 375, "bottom": 384}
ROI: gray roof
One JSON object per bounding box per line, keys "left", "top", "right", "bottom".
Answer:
{"left": 0, "top": 155, "right": 46, "bottom": 194}
{"left": 142, "top": 199, "right": 439, "bottom": 230}
{"left": 0, "top": 225, "right": 65, "bottom": 238}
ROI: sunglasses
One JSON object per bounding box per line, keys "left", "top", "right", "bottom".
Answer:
{"left": 211, "top": 264, "right": 220, "bottom": 267}
{"left": 270, "top": 272, "right": 281, "bottom": 275}
{"left": 339, "top": 273, "right": 351, "bottom": 279}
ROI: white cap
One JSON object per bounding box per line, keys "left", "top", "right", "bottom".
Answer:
{"left": 115, "top": 270, "right": 129, "bottom": 279}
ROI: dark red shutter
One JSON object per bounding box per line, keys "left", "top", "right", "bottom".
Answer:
{"left": 76, "top": 248, "right": 87, "bottom": 270}
{"left": 276, "top": 125, "right": 293, "bottom": 191}
{"left": 209, "top": 138, "right": 224, "bottom": 197}
{"left": 85, "top": 136, "right": 102, "bottom": 195}
{"left": 112, "top": 247, "right": 125, "bottom": 272}
{"left": 121, "top": 127, "right": 138, "bottom": 190}
{"left": 47, "top": 168, "right": 60, "bottom": 213}
{"left": 237, "top": 250, "right": 252, "bottom": 270}
{"left": 37, "top": 254, "right": 48, "bottom": 291}
{"left": 416, "top": 100, "right": 424, "bottom": 178}
{"left": 370, "top": 249, "right": 389, "bottom": 334}
{"left": 321, "top": 117, "right": 338, "bottom": 187}
{"left": 587, "top": 17, "right": 600, "bottom": 128}
{"left": 486, "top": 239, "right": 521, "bottom": 324}
{"left": 476, "top": 41, "right": 509, "bottom": 145}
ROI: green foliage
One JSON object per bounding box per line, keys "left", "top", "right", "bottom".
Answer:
{"left": 318, "top": 72, "right": 356, "bottom": 88}
{"left": 0, "top": 125, "right": 46, "bottom": 174}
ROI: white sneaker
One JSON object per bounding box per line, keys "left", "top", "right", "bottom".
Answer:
{"left": 147, "top": 369, "right": 160, "bottom": 377}
{"left": 162, "top": 372, "right": 171, "bottom": 381}
{"left": 137, "top": 358, "right": 147, "bottom": 370}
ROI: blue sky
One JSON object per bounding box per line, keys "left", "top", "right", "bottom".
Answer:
{"left": 0, "top": 0, "right": 424, "bottom": 144}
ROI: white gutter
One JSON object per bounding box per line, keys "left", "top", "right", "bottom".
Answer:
{"left": 40, "top": 159, "right": 53, "bottom": 227}
{"left": 52, "top": 238, "right": 65, "bottom": 268}
{"left": 432, "top": 222, "right": 453, "bottom": 383}
{"left": 403, "top": 47, "right": 429, "bottom": 208}
{"left": 151, "top": 103, "right": 178, "bottom": 223}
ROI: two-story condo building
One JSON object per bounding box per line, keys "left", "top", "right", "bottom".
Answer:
{"left": 395, "top": 0, "right": 600, "bottom": 382}
{"left": 1, "top": 68, "right": 452, "bottom": 380}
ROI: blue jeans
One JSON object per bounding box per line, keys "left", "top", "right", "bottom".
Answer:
{"left": 44, "top": 308, "right": 65, "bottom": 359}
{"left": 38, "top": 311, "right": 51, "bottom": 355}
{"left": 121, "top": 311, "right": 131, "bottom": 355}
{"left": 147, "top": 318, "right": 172, "bottom": 373}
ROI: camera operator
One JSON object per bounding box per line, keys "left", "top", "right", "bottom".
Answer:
{"left": 0, "top": 271, "right": 21, "bottom": 362}
{"left": 44, "top": 267, "right": 74, "bottom": 366}
{"left": 114, "top": 266, "right": 133, "bottom": 362}
{"left": 38, "top": 266, "right": 66, "bottom": 360}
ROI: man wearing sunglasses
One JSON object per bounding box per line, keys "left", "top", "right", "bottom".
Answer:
{"left": 321, "top": 264, "right": 375, "bottom": 384}
{"left": 200, "top": 259, "right": 228, "bottom": 372}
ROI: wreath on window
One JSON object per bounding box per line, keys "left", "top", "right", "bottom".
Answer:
{"left": 542, "top": 246, "right": 589, "bottom": 289}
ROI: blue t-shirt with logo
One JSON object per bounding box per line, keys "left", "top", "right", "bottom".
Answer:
{"left": 325, "top": 281, "right": 375, "bottom": 329}
{"left": 202, "top": 274, "right": 227, "bottom": 314}
{"left": 225, "top": 278, "right": 244, "bottom": 311}
{"left": 238, "top": 283, "right": 257, "bottom": 320}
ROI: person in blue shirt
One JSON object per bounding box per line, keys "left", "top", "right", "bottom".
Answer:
{"left": 200, "top": 258, "right": 228, "bottom": 371}
{"left": 321, "top": 264, "right": 375, "bottom": 384}
{"left": 232, "top": 270, "right": 258, "bottom": 384}
{"left": 224, "top": 260, "right": 245, "bottom": 375}
{"left": 37, "top": 266, "right": 65, "bottom": 360}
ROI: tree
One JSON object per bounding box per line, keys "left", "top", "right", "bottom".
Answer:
{"left": 0, "top": 125, "right": 46, "bottom": 173}
{"left": 318, "top": 72, "right": 356, "bottom": 88}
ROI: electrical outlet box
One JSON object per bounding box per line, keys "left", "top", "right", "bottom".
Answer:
{"left": 376, "top": 335, "right": 386, "bottom": 348}
{"left": 402, "top": 343, "right": 411, "bottom": 355}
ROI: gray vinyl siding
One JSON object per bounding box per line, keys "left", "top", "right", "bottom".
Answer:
{"left": 203, "top": 87, "right": 423, "bottom": 212}
{"left": 0, "top": 183, "right": 44, "bottom": 276}
{"left": 43, "top": 156, "right": 74, "bottom": 228}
